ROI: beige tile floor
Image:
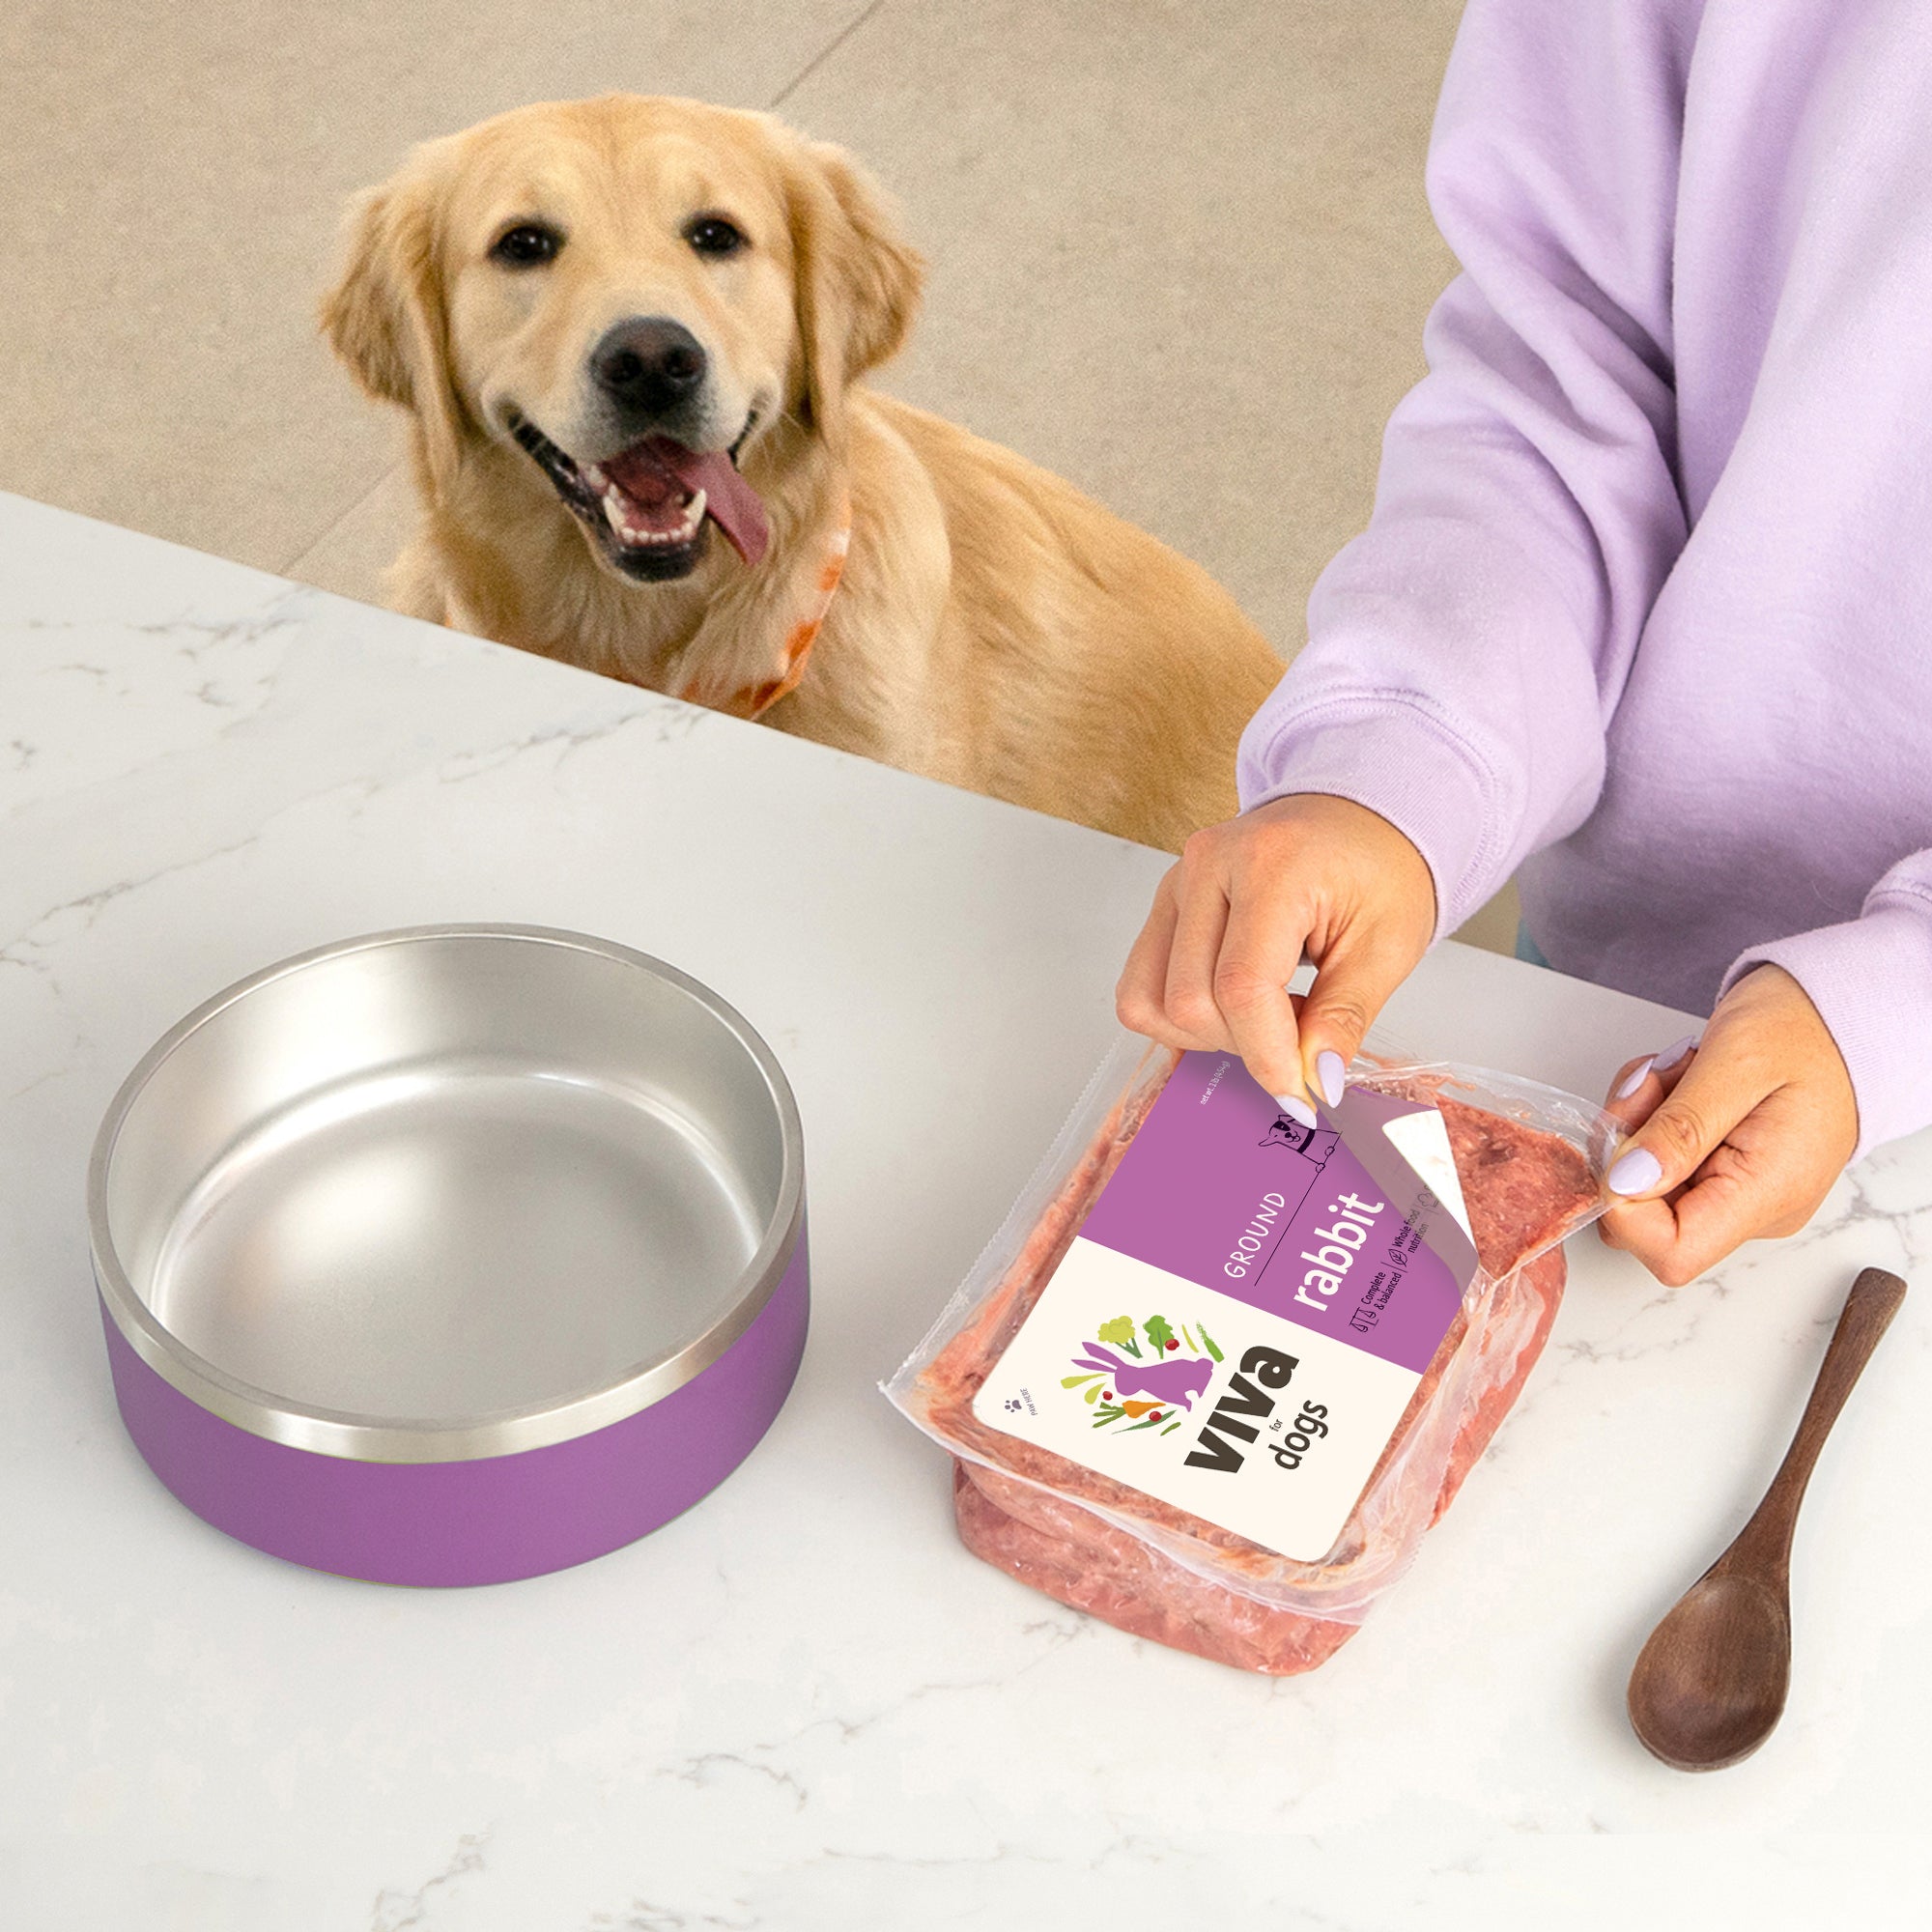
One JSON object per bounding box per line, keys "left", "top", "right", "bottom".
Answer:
{"left": 0, "top": 0, "right": 1519, "bottom": 950}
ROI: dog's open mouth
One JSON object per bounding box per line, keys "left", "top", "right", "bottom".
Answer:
{"left": 508, "top": 413, "right": 771, "bottom": 582}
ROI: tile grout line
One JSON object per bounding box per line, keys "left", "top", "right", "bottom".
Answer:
{"left": 277, "top": 459, "right": 401, "bottom": 579}
{"left": 767, "top": 0, "right": 887, "bottom": 111}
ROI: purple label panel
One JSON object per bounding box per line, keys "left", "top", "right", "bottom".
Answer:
{"left": 1079, "top": 1051, "right": 1466, "bottom": 1377}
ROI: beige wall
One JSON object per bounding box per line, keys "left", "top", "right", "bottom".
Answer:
{"left": 0, "top": 1, "right": 1517, "bottom": 943}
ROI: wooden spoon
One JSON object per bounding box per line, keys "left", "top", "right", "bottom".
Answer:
{"left": 1627, "top": 1265, "right": 1907, "bottom": 1771}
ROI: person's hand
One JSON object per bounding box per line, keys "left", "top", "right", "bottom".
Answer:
{"left": 1599, "top": 964, "right": 1859, "bottom": 1286}
{"left": 1115, "top": 793, "right": 1436, "bottom": 1122}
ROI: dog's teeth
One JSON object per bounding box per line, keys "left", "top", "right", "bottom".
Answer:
{"left": 582, "top": 463, "right": 608, "bottom": 492}
{"left": 598, "top": 481, "right": 705, "bottom": 548}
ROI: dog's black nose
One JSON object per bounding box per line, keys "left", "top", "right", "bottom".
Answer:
{"left": 590, "top": 317, "right": 708, "bottom": 419}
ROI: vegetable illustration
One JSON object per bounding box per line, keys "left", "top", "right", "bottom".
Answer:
{"left": 1068, "top": 1339, "right": 1212, "bottom": 1413}
{"left": 1065, "top": 1315, "right": 1216, "bottom": 1433}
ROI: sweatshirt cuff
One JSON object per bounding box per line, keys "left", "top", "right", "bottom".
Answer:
{"left": 1719, "top": 887, "right": 1932, "bottom": 1160}
{"left": 1236, "top": 691, "right": 1512, "bottom": 943}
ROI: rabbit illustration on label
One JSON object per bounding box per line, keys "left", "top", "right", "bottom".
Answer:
{"left": 1069, "top": 1341, "right": 1213, "bottom": 1411}
{"left": 1061, "top": 1313, "right": 1226, "bottom": 1435}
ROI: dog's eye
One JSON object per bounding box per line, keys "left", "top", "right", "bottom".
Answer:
{"left": 490, "top": 222, "right": 563, "bottom": 268}
{"left": 683, "top": 214, "right": 746, "bottom": 259}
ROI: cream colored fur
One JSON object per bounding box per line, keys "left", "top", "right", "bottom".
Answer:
{"left": 323, "top": 95, "right": 1283, "bottom": 851}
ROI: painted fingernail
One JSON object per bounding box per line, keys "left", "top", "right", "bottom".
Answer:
{"left": 1655, "top": 1033, "right": 1699, "bottom": 1072}
{"left": 1272, "top": 1094, "right": 1320, "bottom": 1131}
{"left": 1606, "top": 1147, "right": 1664, "bottom": 1196}
{"left": 1613, "top": 1056, "right": 1656, "bottom": 1101}
{"left": 1315, "top": 1050, "right": 1347, "bottom": 1109}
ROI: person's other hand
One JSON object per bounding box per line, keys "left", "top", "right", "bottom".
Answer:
{"left": 1598, "top": 964, "right": 1859, "bottom": 1286}
{"left": 1115, "top": 793, "right": 1436, "bottom": 1122}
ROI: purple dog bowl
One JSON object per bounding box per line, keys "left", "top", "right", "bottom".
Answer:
{"left": 87, "top": 925, "right": 808, "bottom": 1585}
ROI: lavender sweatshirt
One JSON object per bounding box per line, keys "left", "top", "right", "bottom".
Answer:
{"left": 1237, "top": 0, "right": 1932, "bottom": 1158}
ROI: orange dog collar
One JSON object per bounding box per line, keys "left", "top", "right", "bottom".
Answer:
{"left": 699, "top": 492, "right": 853, "bottom": 722}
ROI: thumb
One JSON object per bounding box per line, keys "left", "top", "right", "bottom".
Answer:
{"left": 1296, "top": 924, "right": 1417, "bottom": 1109}
{"left": 1603, "top": 1037, "right": 1762, "bottom": 1200}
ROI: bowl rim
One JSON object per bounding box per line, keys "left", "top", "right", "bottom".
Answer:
{"left": 87, "top": 923, "right": 807, "bottom": 1463}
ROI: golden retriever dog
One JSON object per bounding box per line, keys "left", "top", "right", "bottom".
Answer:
{"left": 323, "top": 95, "right": 1283, "bottom": 850}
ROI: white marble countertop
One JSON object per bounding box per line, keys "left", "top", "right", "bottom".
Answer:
{"left": 3, "top": 492, "right": 1925, "bottom": 1927}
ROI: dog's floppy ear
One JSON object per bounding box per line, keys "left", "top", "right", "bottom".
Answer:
{"left": 785, "top": 135, "right": 924, "bottom": 440}
{"left": 320, "top": 150, "right": 467, "bottom": 496}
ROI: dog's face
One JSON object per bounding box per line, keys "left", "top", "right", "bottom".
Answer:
{"left": 440, "top": 106, "right": 796, "bottom": 582}
{"left": 324, "top": 97, "right": 922, "bottom": 586}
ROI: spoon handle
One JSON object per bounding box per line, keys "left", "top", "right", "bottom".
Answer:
{"left": 1725, "top": 1267, "right": 1907, "bottom": 1583}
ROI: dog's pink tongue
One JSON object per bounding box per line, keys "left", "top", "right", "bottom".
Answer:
{"left": 673, "top": 446, "right": 770, "bottom": 567}
{"left": 613, "top": 438, "right": 769, "bottom": 567}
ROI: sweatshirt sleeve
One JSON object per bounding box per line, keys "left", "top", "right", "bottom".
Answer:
{"left": 1720, "top": 853, "right": 1932, "bottom": 1159}
{"left": 1238, "top": 0, "right": 1698, "bottom": 936}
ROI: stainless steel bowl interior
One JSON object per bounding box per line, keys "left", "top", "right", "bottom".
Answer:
{"left": 93, "top": 928, "right": 800, "bottom": 1449}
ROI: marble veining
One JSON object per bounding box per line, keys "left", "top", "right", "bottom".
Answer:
{"left": 1, "top": 493, "right": 1926, "bottom": 1928}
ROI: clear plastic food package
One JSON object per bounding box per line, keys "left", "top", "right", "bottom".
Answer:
{"left": 886, "top": 1033, "right": 1617, "bottom": 1675}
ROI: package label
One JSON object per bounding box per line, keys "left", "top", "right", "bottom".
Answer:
{"left": 971, "top": 1050, "right": 1477, "bottom": 1562}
